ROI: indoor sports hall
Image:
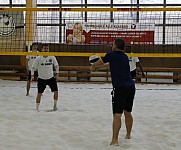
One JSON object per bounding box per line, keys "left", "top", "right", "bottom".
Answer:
{"left": 0, "top": 0, "right": 181, "bottom": 150}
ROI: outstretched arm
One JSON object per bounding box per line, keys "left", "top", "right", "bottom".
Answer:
{"left": 90, "top": 58, "right": 108, "bottom": 71}
{"left": 94, "top": 63, "right": 109, "bottom": 71}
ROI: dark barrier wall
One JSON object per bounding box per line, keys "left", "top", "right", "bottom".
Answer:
{"left": 0, "top": 56, "right": 20, "bottom": 65}
{"left": 0, "top": 44, "right": 181, "bottom": 68}
{"left": 132, "top": 45, "right": 181, "bottom": 68}
{"left": 49, "top": 44, "right": 111, "bottom": 66}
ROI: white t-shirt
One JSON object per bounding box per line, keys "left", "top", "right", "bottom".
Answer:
{"left": 26, "top": 52, "right": 38, "bottom": 70}
{"left": 32, "top": 56, "right": 59, "bottom": 79}
{"left": 128, "top": 56, "right": 139, "bottom": 71}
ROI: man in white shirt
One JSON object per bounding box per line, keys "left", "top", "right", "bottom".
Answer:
{"left": 31, "top": 44, "right": 59, "bottom": 112}
{"left": 125, "top": 46, "right": 145, "bottom": 80}
{"left": 26, "top": 43, "right": 38, "bottom": 96}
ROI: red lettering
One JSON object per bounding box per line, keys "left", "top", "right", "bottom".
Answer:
{"left": 117, "top": 8, "right": 141, "bottom": 11}
{"left": 48, "top": 8, "right": 72, "bottom": 11}
{"left": 48, "top": 8, "right": 59, "bottom": 11}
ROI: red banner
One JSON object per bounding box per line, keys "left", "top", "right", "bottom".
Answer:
{"left": 66, "top": 22, "right": 154, "bottom": 45}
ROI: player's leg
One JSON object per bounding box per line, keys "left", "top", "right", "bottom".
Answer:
{"left": 36, "top": 78, "right": 46, "bottom": 112}
{"left": 34, "top": 71, "right": 38, "bottom": 80}
{"left": 124, "top": 111, "right": 133, "bottom": 139}
{"left": 110, "top": 88, "right": 124, "bottom": 145}
{"left": 36, "top": 93, "right": 42, "bottom": 112}
{"left": 124, "top": 86, "right": 135, "bottom": 139}
{"left": 26, "top": 71, "right": 31, "bottom": 96}
{"left": 48, "top": 77, "right": 59, "bottom": 111}
{"left": 26, "top": 80, "right": 30, "bottom": 96}
{"left": 110, "top": 113, "right": 122, "bottom": 145}
{"left": 53, "top": 91, "right": 58, "bottom": 111}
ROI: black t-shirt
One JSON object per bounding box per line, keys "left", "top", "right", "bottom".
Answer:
{"left": 102, "top": 51, "right": 135, "bottom": 88}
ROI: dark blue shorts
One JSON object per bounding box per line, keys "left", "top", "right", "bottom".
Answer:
{"left": 37, "top": 77, "right": 58, "bottom": 93}
{"left": 111, "top": 86, "right": 135, "bottom": 114}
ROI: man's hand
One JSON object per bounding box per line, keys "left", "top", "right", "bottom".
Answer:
{"left": 30, "top": 76, "right": 34, "bottom": 82}
{"left": 90, "top": 65, "right": 97, "bottom": 71}
{"left": 142, "top": 72, "right": 146, "bottom": 78}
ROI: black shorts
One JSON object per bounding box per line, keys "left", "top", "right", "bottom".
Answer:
{"left": 37, "top": 77, "right": 58, "bottom": 93}
{"left": 111, "top": 86, "right": 135, "bottom": 114}
{"left": 27, "top": 71, "right": 38, "bottom": 81}
{"left": 130, "top": 69, "right": 136, "bottom": 79}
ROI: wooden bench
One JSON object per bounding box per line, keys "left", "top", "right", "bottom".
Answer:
{"left": 136, "top": 67, "right": 181, "bottom": 83}
{"left": 0, "top": 65, "right": 26, "bottom": 80}
{"left": 0, "top": 65, "right": 111, "bottom": 82}
{"left": 0, "top": 65, "right": 181, "bottom": 83}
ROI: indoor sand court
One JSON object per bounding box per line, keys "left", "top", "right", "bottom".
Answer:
{"left": 0, "top": 1, "right": 181, "bottom": 150}
{"left": 0, "top": 80, "right": 180, "bottom": 150}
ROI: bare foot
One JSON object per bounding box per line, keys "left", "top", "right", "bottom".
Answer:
{"left": 53, "top": 105, "right": 58, "bottom": 111}
{"left": 110, "top": 139, "right": 118, "bottom": 145}
{"left": 125, "top": 134, "right": 131, "bottom": 139}
{"left": 110, "top": 142, "right": 119, "bottom": 146}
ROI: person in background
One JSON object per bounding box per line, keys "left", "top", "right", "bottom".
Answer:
{"left": 26, "top": 43, "right": 38, "bottom": 96}
{"left": 31, "top": 44, "right": 59, "bottom": 112}
{"left": 90, "top": 38, "right": 136, "bottom": 145}
{"left": 125, "top": 45, "right": 145, "bottom": 81}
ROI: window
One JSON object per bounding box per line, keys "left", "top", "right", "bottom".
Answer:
{"left": 139, "top": 0, "right": 163, "bottom": 4}
{"left": 62, "top": 0, "right": 84, "bottom": 4}
{"left": 87, "top": 6, "right": 110, "bottom": 22}
{"left": 166, "top": 0, "right": 181, "bottom": 4}
{"left": 36, "top": 26, "right": 59, "bottom": 43}
{"left": 165, "top": 26, "right": 181, "bottom": 44}
{"left": 37, "top": 11, "right": 59, "bottom": 24}
{"left": 12, "top": 0, "right": 26, "bottom": 4}
{"left": 37, "top": 0, "right": 59, "bottom": 4}
{"left": 0, "top": 0, "right": 9, "bottom": 4}
{"left": 113, "top": 0, "right": 131, "bottom": 4}
{"left": 87, "top": 0, "right": 110, "bottom": 4}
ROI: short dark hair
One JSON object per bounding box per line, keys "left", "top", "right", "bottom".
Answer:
{"left": 114, "top": 38, "right": 125, "bottom": 50}
{"left": 42, "top": 43, "right": 49, "bottom": 48}
{"left": 32, "top": 43, "right": 37, "bottom": 47}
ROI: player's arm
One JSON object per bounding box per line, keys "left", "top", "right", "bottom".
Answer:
{"left": 31, "top": 58, "right": 38, "bottom": 81}
{"left": 95, "top": 63, "right": 109, "bottom": 71}
{"left": 25, "top": 57, "right": 29, "bottom": 73}
{"left": 53, "top": 57, "right": 59, "bottom": 82}
{"left": 137, "top": 61, "right": 145, "bottom": 77}
{"left": 54, "top": 65, "right": 59, "bottom": 82}
{"left": 90, "top": 58, "right": 105, "bottom": 71}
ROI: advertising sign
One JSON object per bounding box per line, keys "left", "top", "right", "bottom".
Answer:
{"left": 66, "top": 22, "right": 154, "bottom": 45}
